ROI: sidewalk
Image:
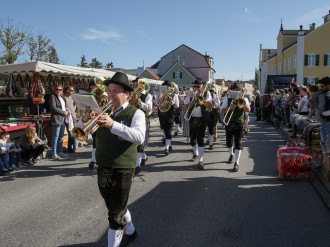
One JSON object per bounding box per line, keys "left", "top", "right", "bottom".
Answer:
{"left": 277, "top": 123, "right": 330, "bottom": 211}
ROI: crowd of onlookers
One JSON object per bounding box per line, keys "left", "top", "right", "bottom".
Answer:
{"left": 257, "top": 76, "right": 330, "bottom": 157}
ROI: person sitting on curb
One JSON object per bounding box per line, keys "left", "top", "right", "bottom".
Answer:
{"left": 20, "top": 126, "right": 46, "bottom": 166}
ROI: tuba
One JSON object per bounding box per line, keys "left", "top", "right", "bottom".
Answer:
{"left": 158, "top": 82, "right": 179, "bottom": 112}
{"left": 92, "top": 78, "right": 109, "bottom": 108}
{"left": 129, "top": 80, "right": 150, "bottom": 106}
{"left": 72, "top": 100, "right": 113, "bottom": 142}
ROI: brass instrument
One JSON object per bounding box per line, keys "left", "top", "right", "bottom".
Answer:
{"left": 183, "top": 82, "right": 213, "bottom": 121}
{"left": 72, "top": 100, "right": 113, "bottom": 142}
{"left": 129, "top": 80, "right": 150, "bottom": 106}
{"left": 92, "top": 79, "right": 109, "bottom": 108}
{"left": 223, "top": 86, "right": 246, "bottom": 126}
{"left": 158, "top": 82, "right": 179, "bottom": 112}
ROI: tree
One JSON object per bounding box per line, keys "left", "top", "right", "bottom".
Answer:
{"left": 47, "top": 45, "right": 60, "bottom": 64}
{"left": 78, "top": 54, "right": 89, "bottom": 67}
{"left": 89, "top": 58, "right": 103, "bottom": 68}
{"left": 0, "top": 17, "right": 30, "bottom": 64}
{"left": 105, "top": 61, "right": 114, "bottom": 68}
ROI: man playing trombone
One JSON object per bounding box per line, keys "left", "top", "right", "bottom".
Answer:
{"left": 184, "top": 78, "right": 212, "bottom": 170}
{"left": 223, "top": 82, "right": 250, "bottom": 172}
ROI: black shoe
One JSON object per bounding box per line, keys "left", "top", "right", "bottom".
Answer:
{"left": 140, "top": 159, "right": 146, "bottom": 166}
{"left": 209, "top": 144, "right": 213, "bottom": 150}
{"left": 233, "top": 162, "right": 239, "bottom": 172}
{"left": 213, "top": 137, "right": 217, "bottom": 142}
{"left": 227, "top": 155, "right": 234, "bottom": 164}
{"left": 162, "top": 138, "right": 165, "bottom": 144}
{"left": 197, "top": 162, "right": 204, "bottom": 170}
{"left": 191, "top": 154, "right": 197, "bottom": 161}
{"left": 120, "top": 230, "right": 138, "bottom": 246}
{"left": 169, "top": 146, "right": 172, "bottom": 151}
{"left": 135, "top": 166, "right": 141, "bottom": 175}
{"left": 88, "top": 161, "right": 96, "bottom": 169}
{"left": 174, "top": 131, "right": 178, "bottom": 136}
{"left": 68, "top": 149, "right": 76, "bottom": 153}
{"left": 165, "top": 149, "right": 169, "bottom": 156}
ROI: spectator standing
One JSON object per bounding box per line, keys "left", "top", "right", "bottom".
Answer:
{"left": 318, "top": 77, "right": 330, "bottom": 157}
{"left": 64, "top": 85, "right": 77, "bottom": 153}
{"left": 49, "top": 84, "right": 69, "bottom": 160}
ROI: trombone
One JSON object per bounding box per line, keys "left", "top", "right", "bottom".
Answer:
{"left": 223, "top": 87, "right": 246, "bottom": 126}
{"left": 72, "top": 100, "right": 113, "bottom": 142}
{"left": 183, "top": 82, "right": 212, "bottom": 121}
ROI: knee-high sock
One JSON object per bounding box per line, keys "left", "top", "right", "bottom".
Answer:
{"left": 91, "top": 148, "right": 96, "bottom": 162}
{"left": 192, "top": 145, "right": 198, "bottom": 156}
{"left": 165, "top": 139, "right": 170, "bottom": 149}
{"left": 228, "top": 147, "right": 234, "bottom": 156}
{"left": 198, "top": 146, "right": 204, "bottom": 162}
{"left": 107, "top": 229, "right": 123, "bottom": 247}
{"left": 175, "top": 124, "right": 179, "bottom": 132}
{"left": 235, "top": 149, "right": 242, "bottom": 164}
{"left": 208, "top": 134, "right": 214, "bottom": 145}
{"left": 136, "top": 152, "right": 143, "bottom": 168}
{"left": 186, "top": 136, "right": 190, "bottom": 143}
{"left": 142, "top": 152, "right": 147, "bottom": 160}
{"left": 124, "top": 209, "right": 135, "bottom": 235}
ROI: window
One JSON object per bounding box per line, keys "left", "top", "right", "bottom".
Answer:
{"left": 324, "top": 54, "right": 330, "bottom": 66}
{"left": 304, "top": 54, "right": 319, "bottom": 66}
{"left": 173, "top": 72, "right": 182, "bottom": 79}
{"left": 304, "top": 77, "right": 318, "bottom": 85}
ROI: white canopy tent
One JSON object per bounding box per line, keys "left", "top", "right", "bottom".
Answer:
{"left": 0, "top": 61, "right": 163, "bottom": 85}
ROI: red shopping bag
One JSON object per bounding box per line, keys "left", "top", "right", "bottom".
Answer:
{"left": 277, "top": 142, "right": 312, "bottom": 181}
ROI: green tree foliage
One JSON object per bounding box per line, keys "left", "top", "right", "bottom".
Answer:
{"left": 78, "top": 54, "right": 89, "bottom": 67}
{"left": 47, "top": 45, "right": 60, "bottom": 64}
{"left": 105, "top": 61, "right": 114, "bottom": 68}
{"left": 0, "top": 17, "right": 30, "bottom": 64}
{"left": 89, "top": 57, "right": 103, "bottom": 68}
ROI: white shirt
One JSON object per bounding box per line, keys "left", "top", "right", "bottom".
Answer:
{"left": 184, "top": 91, "right": 212, "bottom": 117}
{"left": 173, "top": 94, "right": 180, "bottom": 109}
{"left": 139, "top": 92, "right": 153, "bottom": 114}
{"left": 298, "top": 95, "right": 309, "bottom": 113}
{"left": 111, "top": 102, "right": 146, "bottom": 145}
{"left": 220, "top": 95, "right": 229, "bottom": 111}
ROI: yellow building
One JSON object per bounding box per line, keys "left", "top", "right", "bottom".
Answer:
{"left": 259, "top": 10, "right": 330, "bottom": 93}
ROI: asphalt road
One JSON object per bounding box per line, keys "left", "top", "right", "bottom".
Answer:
{"left": 1, "top": 116, "right": 330, "bottom": 247}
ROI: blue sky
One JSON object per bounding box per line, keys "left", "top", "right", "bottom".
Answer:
{"left": 1, "top": 0, "right": 329, "bottom": 81}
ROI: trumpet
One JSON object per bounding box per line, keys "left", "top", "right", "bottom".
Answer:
{"left": 72, "top": 100, "right": 113, "bottom": 142}
{"left": 183, "top": 82, "right": 212, "bottom": 121}
{"left": 223, "top": 87, "right": 246, "bottom": 126}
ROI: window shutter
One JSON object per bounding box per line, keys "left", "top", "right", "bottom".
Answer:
{"left": 303, "top": 78, "right": 307, "bottom": 85}
{"left": 324, "top": 55, "right": 328, "bottom": 66}
{"left": 180, "top": 72, "right": 182, "bottom": 78}
{"left": 304, "top": 55, "right": 308, "bottom": 66}
{"left": 316, "top": 54, "right": 319, "bottom": 66}
{"left": 173, "top": 72, "right": 175, "bottom": 79}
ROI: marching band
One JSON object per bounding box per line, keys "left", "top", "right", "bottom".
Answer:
{"left": 71, "top": 76, "right": 251, "bottom": 246}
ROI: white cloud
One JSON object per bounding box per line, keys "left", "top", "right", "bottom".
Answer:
{"left": 245, "top": 7, "right": 250, "bottom": 14}
{"left": 237, "top": 7, "right": 258, "bottom": 23}
{"left": 81, "top": 28, "right": 122, "bottom": 43}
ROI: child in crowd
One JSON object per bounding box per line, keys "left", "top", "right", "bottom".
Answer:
{"left": 0, "top": 132, "right": 22, "bottom": 175}
{"left": 20, "top": 126, "right": 46, "bottom": 165}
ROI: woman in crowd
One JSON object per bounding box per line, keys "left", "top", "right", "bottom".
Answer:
{"left": 20, "top": 126, "right": 46, "bottom": 165}
{"left": 49, "top": 84, "right": 69, "bottom": 160}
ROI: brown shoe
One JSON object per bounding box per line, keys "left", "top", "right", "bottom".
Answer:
{"left": 191, "top": 154, "right": 197, "bottom": 161}
{"left": 197, "top": 162, "right": 204, "bottom": 170}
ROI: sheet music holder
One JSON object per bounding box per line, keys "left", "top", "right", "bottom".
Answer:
{"left": 71, "top": 93, "right": 100, "bottom": 113}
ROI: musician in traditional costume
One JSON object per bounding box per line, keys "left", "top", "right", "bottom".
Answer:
{"left": 157, "top": 80, "right": 180, "bottom": 155}
{"left": 206, "top": 87, "right": 220, "bottom": 150}
{"left": 223, "top": 83, "right": 250, "bottom": 172}
{"left": 130, "top": 78, "right": 152, "bottom": 174}
{"left": 184, "top": 78, "right": 212, "bottom": 170}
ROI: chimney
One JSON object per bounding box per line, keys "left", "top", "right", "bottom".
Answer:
{"left": 323, "top": 10, "right": 330, "bottom": 24}
{"left": 309, "top": 23, "right": 316, "bottom": 30}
